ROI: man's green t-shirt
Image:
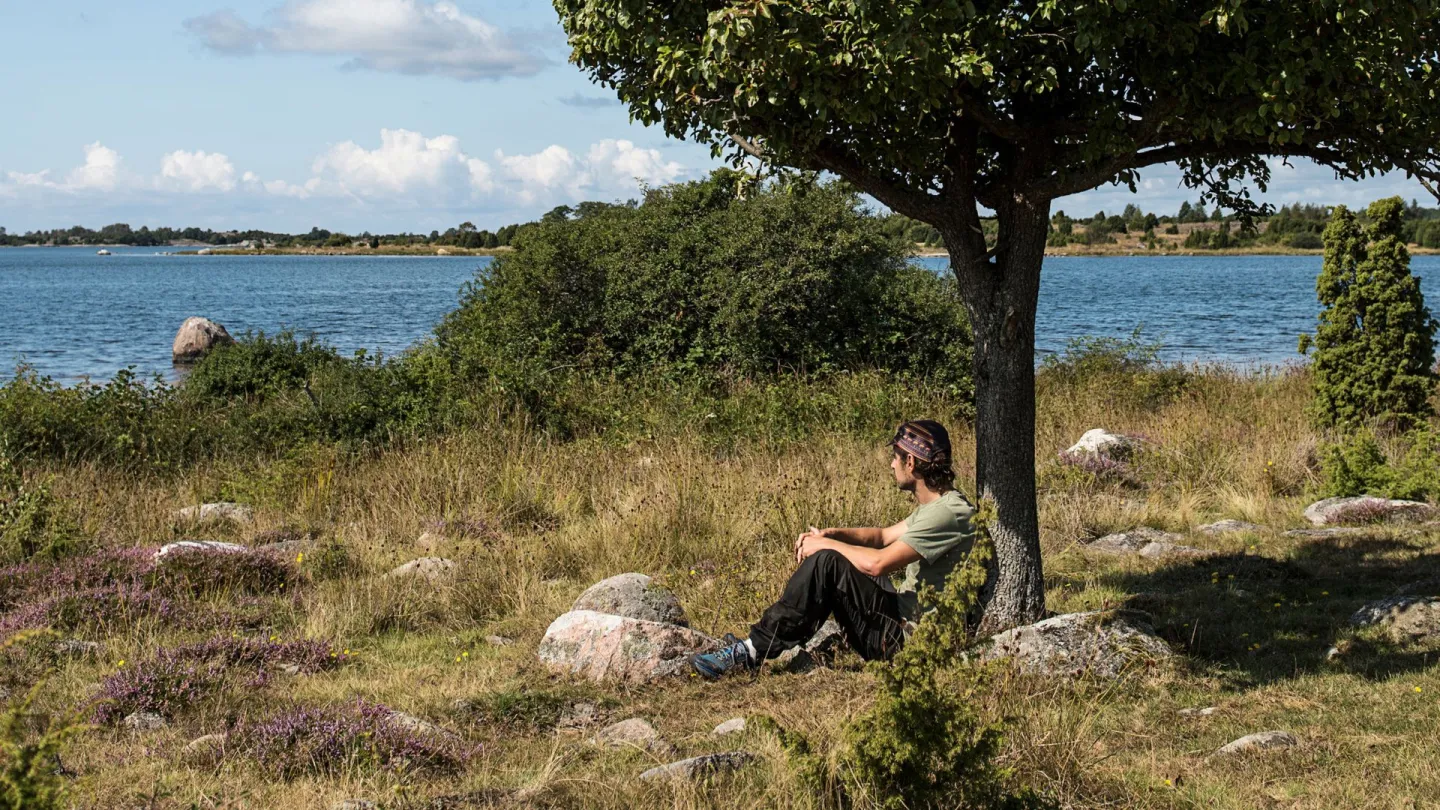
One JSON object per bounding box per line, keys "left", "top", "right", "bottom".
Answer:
{"left": 895, "top": 490, "right": 976, "bottom": 621}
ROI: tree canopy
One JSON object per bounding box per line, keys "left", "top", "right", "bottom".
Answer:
{"left": 558, "top": 0, "right": 1440, "bottom": 220}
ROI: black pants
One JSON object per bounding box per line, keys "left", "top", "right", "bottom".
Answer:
{"left": 748, "top": 549, "right": 907, "bottom": 661}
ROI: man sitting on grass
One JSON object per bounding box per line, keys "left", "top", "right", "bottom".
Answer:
{"left": 691, "top": 419, "right": 977, "bottom": 679}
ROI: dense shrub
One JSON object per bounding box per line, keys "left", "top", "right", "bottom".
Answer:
{"left": 1037, "top": 328, "right": 1191, "bottom": 411}
{"left": 1301, "top": 198, "right": 1438, "bottom": 429}
{"left": 0, "top": 634, "right": 82, "bottom": 810}
{"left": 1321, "top": 426, "right": 1440, "bottom": 501}
{"left": 842, "top": 506, "right": 1049, "bottom": 809}
{"left": 438, "top": 171, "right": 973, "bottom": 396}
{"left": 0, "top": 455, "right": 80, "bottom": 565}
{"left": 1287, "top": 232, "right": 1324, "bottom": 250}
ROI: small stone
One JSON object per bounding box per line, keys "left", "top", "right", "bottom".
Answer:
{"left": 1282, "top": 527, "right": 1382, "bottom": 540}
{"left": 416, "top": 531, "right": 444, "bottom": 555}
{"left": 1066, "top": 429, "right": 1137, "bottom": 459}
{"left": 1178, "top": 706, "right": 1218, "bottom": 717}
{"left": 124, "top": 711, "right": 168, "bottom": 732}
{"left": 0, "top": 686, "right": 10, "bottom": 701}
{"left": 52, "top": 640, "right": 102, "bottom": 658}
{"left": 556, "top": 701, "right": 603, "bottom": 731}
{"left": 250, "top": 527, "right": 307, "bottom": 546}
{"left": 591, "top": 718, "right": 672, "bottom": 754}
{"left": 639, "top": 751, "right": 757, "bottom": 782}
{"left": 804, "top": 619, "right": 845, "bottom": 657}
{"left": 179, "top": 733, "right": 227, "bottom": 764}
{"left": 1214, "top": 730, "right": 1298, "bottom": 756}
{"left": 384, "top": 557, "right": 457, "bottom": 583}
{"left": 1196, "top": 519, "right": 1266, "bottom": 535}
{"left": 384, "top": 710, "right": 458, "bottom": 741}
{"left": 154, "top": 540, "right": 247, "bottom": 561}
{"left": 572, "top": 573, "right": 688, "bottom": 626}
{"left": 332, "top": 801, "right": 378, "bottom": 810}
{"left": 768, "top": 647, "right": 816, "bottom": 674}
{"left": 1325, "top": 646, "right": 1343, "bottom": 662}
{"left": 277, "top": 663, "right": 301, "bottom": 677}
{"left": 484, "top": 635, "right": 515, "bottom": 647}
{"left": 713, "top": 717, "right": 746, "bottom": 735}
{"left": 174, "top": 502, "right": 254, "bottom": 525}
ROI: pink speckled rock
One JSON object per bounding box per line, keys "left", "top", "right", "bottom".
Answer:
{"left": 537, "top": 610, "right": 718, "bottom": 684}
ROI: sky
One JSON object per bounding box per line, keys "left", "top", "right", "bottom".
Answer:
{"left": 1, "top": 0, "right": 1436, "bottom": 235}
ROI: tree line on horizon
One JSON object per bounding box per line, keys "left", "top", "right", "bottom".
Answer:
{"left": 7, "top": 198, "right": 1440, "bottom": 251}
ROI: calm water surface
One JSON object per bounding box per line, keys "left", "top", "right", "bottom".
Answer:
{"left": 3, "top": 247, "right": 1437, "bottom": 381}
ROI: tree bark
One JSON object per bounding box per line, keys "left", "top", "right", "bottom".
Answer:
{"left": 945, "top": 195, "right": 1050, "bottom": 634}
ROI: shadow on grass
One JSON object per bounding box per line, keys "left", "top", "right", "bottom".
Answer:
{"left": 1087, "top": 532, "right": 1440, "bottom": 687}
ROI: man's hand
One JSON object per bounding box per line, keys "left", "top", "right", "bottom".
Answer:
{"left": 795, "top": 528, "right": 835, "bottom": 563}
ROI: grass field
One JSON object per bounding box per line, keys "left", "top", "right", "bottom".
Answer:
{"left": 4, "top": 363, "right": 1439, "bottom": 809}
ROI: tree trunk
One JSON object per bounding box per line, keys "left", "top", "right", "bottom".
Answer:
{"left": 946, "top": 196, "right": 1050, "bottom": 634}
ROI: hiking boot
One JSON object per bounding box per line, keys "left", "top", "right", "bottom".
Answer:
{"left": 691, "top": 640, "right": 757, "bottom": 680}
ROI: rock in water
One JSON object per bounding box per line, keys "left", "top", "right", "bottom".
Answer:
{"left": 977, "top": 612, "right": 1174, "bottom": 679}
{"left": 172, "top": 317, "right": 233, "bottom": 364}
{"left": 153, "top": 540, "right": 248, "bottom": 561}
{"left": 1214, "top": 730, "right": 1298, "bottom": 756}
{"left": 1066, "top": 428, "right": 1137, "bottom": 458}
{"left": 384, "top": 557, "right": 457, "bottom": 583}
{"left": 571, "top": 573, "right": 688, "bottom": 626}
{"left": 1196, "top": 519, "right": 1266, "bottom": 535}
{"left": 1303, "top": 496, "right": 1434, "bottom": 526}
{"left": 538, "top": 610, "right": 718, "bottom": 684}
{"left": 174, "top": 502, "right": 254, "bottom": 525}
{"left": 1350, "top": 596, "right": 1440, "bottom": 642}
{"left": 639, "top": 752, "right": 757, "bottom": 782}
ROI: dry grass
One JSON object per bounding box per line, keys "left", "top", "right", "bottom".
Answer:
{"left": 6, "top": 365, "right": 1440, "bottom": 808}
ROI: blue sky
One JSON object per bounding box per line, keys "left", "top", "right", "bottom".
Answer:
{"left": 1, "top": 1, "right": 1434, "bottom": 234}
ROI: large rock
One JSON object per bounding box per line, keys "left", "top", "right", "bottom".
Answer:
{"left": 1214, "top": 730, "right": 1298, "bottom": 756}
{"left": 538, "top": 610, "right": 718, "bottom": 684}
{"left": 1303, "top": 496, "right": 1434, "bottom": 527}
{"left": 153, "top": 540, "right": 247, "bottom": 561}
{"left": 1350, "top": 596, "right": 1440, "bottom": 642}
{"left": 172, "top": 317, "right": 233, "bottom": 364}
{"left": 639, "top": 751, "right": 757, "bottom": 782}
{"left": 1066, "top": 429, "right": 1137, "bottom": 459}
{"left": 1197, "top": 519, "right": 1266, "bottom": 535}
{"left": 977, "top": 612, "right": 1174, "bottom": 679}
{"left": 572, "top": 573, "right": 688, "bottom": 626}
{"left": 174, "top": 502, "right": 253, "bottom": 525}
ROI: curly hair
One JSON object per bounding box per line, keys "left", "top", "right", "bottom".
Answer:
{"left": 895, "top": 447, "right": 955, "bottom": 491}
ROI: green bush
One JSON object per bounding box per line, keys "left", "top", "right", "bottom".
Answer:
{"left": 1038, "top": 328, "right": 1191, "bottom": 411}
{"left": 1321, "top": 425, "right": 1440, "bottom": 501}
{"left": 184, "top": 331, "right": 346, "bottom": 402}
{"left": 1301, "top": 198, "right": 1438, "bottom": 429}
{"left": 842, "top": 505, "right": 1050, "bottom": 810}
{"left": 0, "top": 453, "right": 81, "bottom": 565}
{"left": 1287, "top": 232, "right": 1324, "bottom": 250}
{"left": 1, "top": 633, "right": 84, "bottom": 810}
{"left": 437, "top": 171, "right": 973, "bottom": 397}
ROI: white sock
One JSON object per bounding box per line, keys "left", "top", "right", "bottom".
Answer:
{"left": 742, "top": 638, "right": 758, "bottom": 659}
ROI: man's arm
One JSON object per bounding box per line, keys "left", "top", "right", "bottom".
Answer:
{"left": 797, "top": 533, "right": 921, "bottom": 577}
{"left": 811, "top": 520, "right": 908, "bottom": 549}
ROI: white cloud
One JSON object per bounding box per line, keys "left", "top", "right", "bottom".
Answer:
{"left": 496, "top": 139, "right": 686, "bottom": 203}
{"left": 160, "top": 150, "right": 238, "bottom": 192}
{"left": 309, "top": 128, "right": 494, "bottom": 197}
{"left": 66, "top": 142, "right": 123, "bottom": 191}
{"left": 184, "top": 0, "right": 546, "bottom": 81}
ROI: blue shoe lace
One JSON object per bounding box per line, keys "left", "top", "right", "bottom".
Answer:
{"left": 691, "top": 641, "right": 755, "bottom": 680}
